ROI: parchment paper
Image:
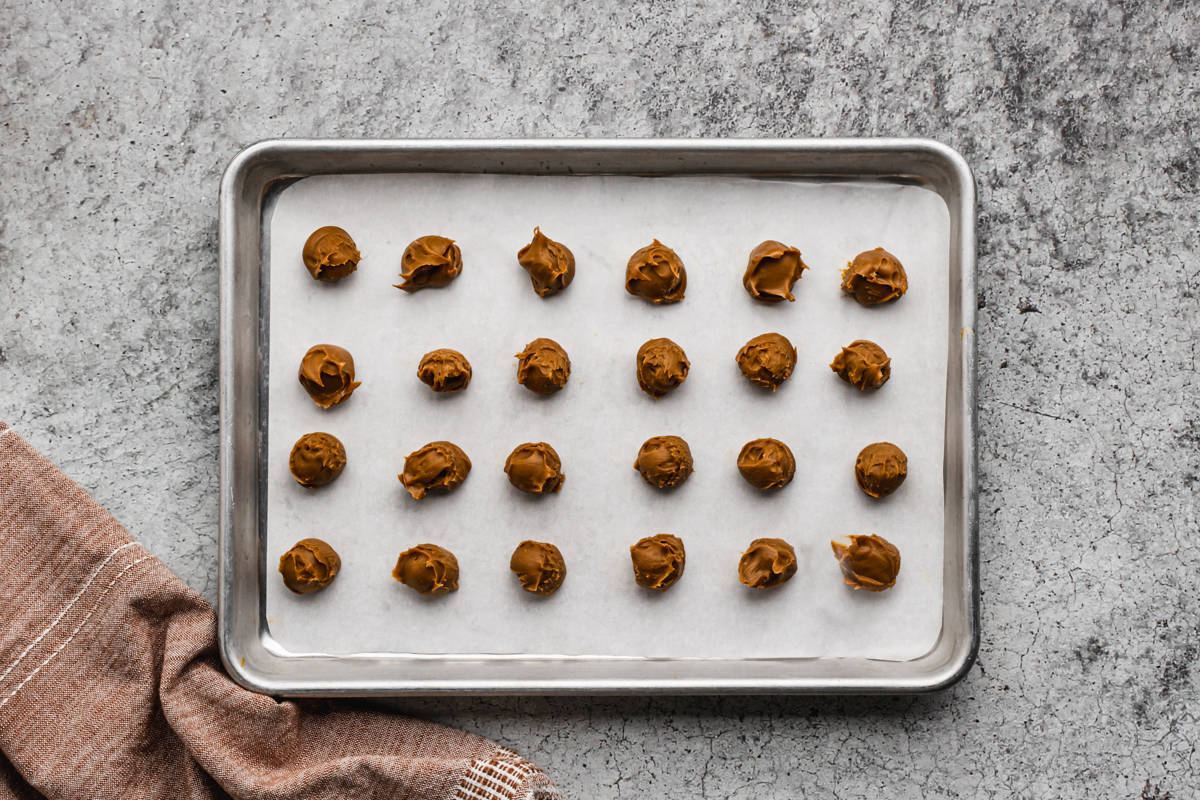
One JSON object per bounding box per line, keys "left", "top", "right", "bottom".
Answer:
{"left": 264, "top": 173, "right": 948, "bottom": 661}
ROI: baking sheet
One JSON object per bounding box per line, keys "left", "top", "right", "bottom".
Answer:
{"left": 264, "top": 173, "right": 948, "bottom": 661}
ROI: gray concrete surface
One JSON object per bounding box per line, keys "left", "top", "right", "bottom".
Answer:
{"left": 2, "top": 1, "right": 1197, "bottom": 796}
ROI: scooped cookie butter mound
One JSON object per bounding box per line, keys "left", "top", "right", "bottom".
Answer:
{"left": 625, "top": 239, "right": 686, "bottom": 304}
{"left": 841, "top": 247, "right": 908, "bottom": 305}
{"left": 398, "top": 441, "right": 472, "bottom": 499}
{"left": 634, "top": 435, "right": 694, "bottom": 489}
{"left": 630, "top": 534, "right": 686, "bottom": 591}
{"left": 831, "top": 533, "right": 901, "bottom": 591}
{"left": 279, "top": 538, "right": 341, "bottom": 595}
{"left": 504, "top": 442, "right": 565, "bottom": 495}
{"left": 302, "top": 225, "right": 361, "bottom": 282}
{"left": 855, "top": 442, "right": 907, "bottom": 498}
{"left": 417, "top": 348, "right": 472, "bottom": 393}
{"left": 288, "top": 432, "right": 347, "bottom": 488}
{"left": 738, "top": 537, "right": 797, "bottom": 589}
{"left": 393, "top": 544, "right": 459, "bottom": 595}
{"left": 737, "top": 438, "right": 795, "bottom": 491}
{"left": 830, "top": 339, "right": 891, "bottom": 391}
{"left": 743, "top": 240, "right": 807, "bottom": 303}
{"left": 736, "top": 333, "right": 796, "bottom": 390}
{"left": 298, "top": 344, "right": 361, "bottom": 408}
{"left": 515, "top": 337, "right": 571, "bottom": 395}
{"left": 635, "top": 337, "right": 690, "bottom": 398}
{"left": 394, "top": 235, "right": 462, "bottom": 292}
{"left": 509, "top": 540, "right": 567, "bottom": 596}
{"left": 517, "top": 227, "right": 575, "bottom": 297}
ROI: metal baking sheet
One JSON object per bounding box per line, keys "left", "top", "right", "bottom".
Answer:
{"left": 219, "top": 139, "right": 977, "bottom": 695}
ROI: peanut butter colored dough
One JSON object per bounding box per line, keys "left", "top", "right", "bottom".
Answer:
{"left": 394, "top": 235, "right": 462, "bottom": 292}
{"left": 504, "top": 442, "right": 565, "bottom": 495}
{"left": 630, "top": 534, "right": 686, "bottom": 591}
{"left": 831, "top": 534, "right": 901, "bottom": 591}
{"left": 737, "top": 438, "right": 796, "bottom": 490}
{"left": 736, "top": 333, "right": 796, "bottom": 390}
{"left": 393, "top": 544, "right": 459, "bottom": 595}
{"left": 288, "top": 432, "right": 346, "bottom": 488}
{"left": 509, "top": 540, "right": 566, "bottom": 596}
{"left": 302, "top": 226, "right": 361, "bottom": 282}
{"left": 830, "top": 339, "right": 891, "bottom": 391}
{"left": 841, "top": 247, "right": 908, "bottom": 305}
{"left": 517, "top": 227, "right": 575, "bottom": 297}
{"left": 279, "top": 538, "right": 341, "bottom": 595}
{"left": 298, "top": 344, "right": 361, "bottom": 408}
{"left": 398, "top": 441, "right": 472, "bottom": 499}
{"left": 417, "top": 348, "right": 472, "bottom": 393}
{"left": 743, "top": 240, "right": 808, "bottom": 303}
{"left": 855, "top": 442, "right": 908, "bottom": 498}
{"left": 515, "top": 337, "right": 570, "bottom": 395}
{"left": 635, "top": 338, "right": 690, "bottom": 398}
{"left": 625, "top": 239, "right": 687, "bottom": 304}
{"left": 634, "top": 435, "right": 694, "bottom": 489}
{"left": 738, "top": 537, "right": 798, "bottom": 589}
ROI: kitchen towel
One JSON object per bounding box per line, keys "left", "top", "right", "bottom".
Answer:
{"left": 0, "top": 421, "right": 561, "bottom": 800}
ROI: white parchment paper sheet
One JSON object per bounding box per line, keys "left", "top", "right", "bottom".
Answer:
{"left": 264, "top": 173, "right": 948, "bottom": 661}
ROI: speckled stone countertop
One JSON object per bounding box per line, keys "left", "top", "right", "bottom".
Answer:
{"left": 2, "top": 2, "right": 1197, "bottom": 797}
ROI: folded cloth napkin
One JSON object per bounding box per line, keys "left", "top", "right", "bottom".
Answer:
{"left": 0, "top": 421, "right": 561, "bottom": 800}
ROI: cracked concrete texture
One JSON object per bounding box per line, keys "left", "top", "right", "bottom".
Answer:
{"left": 1, "top": 0, "right": 1197, "bottom": 796}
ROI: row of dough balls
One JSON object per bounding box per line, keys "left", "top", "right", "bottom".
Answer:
{"left": 302, "top": 225, "right": 909, "bottom": 306}
{"left": 290, "top": 433, "right": 908, "bottom": 499}
{"left": 296, "top": 333, "right": 893, "bottom": 410}
{"left": 278, "top": 532, "right": 902, "bottom": 597}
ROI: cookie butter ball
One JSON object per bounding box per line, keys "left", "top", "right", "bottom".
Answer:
{"left": 630, "top": 534, "right": 686, "bottom": 591}
{"left": 515, "top": 337, "right": 571, "bottom": 395}
{"left": 841, "top": 247, "right": 908, "bottom": 305}
{"left": 517, "top": 227, "right": 575, "bottom": 297}
{"left": 302, "top": 226, "right": 361, "bottom": 282}
{"left": 298, "top": 344, "right": 361, "bottom": 408}
{"left": 831, "top": 534, "right": 901, "bottom": 591}
{"left": 394, "top": 235, "right": 463, "bottom": 292}
{"left": 634, "top": 435, "right": 694, "bottom": 489}
{"left": 855, "top": 442, "right": 908, "bottom": 498}
{"left": 625, "top": 239, "right": 686, "bottom": 304}
{"left": 398, "top": 441, "right": 471, "bottom": 499}
{"left": 635, "top": 338, "right": 690, "bottom": 398}
{"left": 288, "top": 432, "right": 347, "bottom": 488}
{"left": 393, "top": 544, "right": 459, "bottom": 595}
{"left": 736, "top": 333, "right": 796, "bottom": 390}
{"left": 830, "top": 340, "right": 891, "bottom": 391}
{"left": 509, "top": 540, "right": 567, "bottom": 596}
{"left": 737, "top": 438, "right": 795, "bottom": 490}
{"left": 738, "top": 537, "right": 798, "bottom": 589}
{"left": 504, "top": 442, "right": 565, "bottom": 495}
{"left": 417, "top": 348, "right": 472, "bottom": 393}
{"left": 743, "top": 240, "right": 807, "bottom": 303}
{"left": 279, "top": 538, "right": 341, "bottom": 595}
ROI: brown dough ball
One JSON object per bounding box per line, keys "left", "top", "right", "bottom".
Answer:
{"left": 417, "top": 348, "right": 472, "bottom": 393}
{"left": 736, "top": 333, "right": 796, "bottom": 390}
{"left": 515, "top": 337, "right": 571, "bottom": 395}
{"left": 831, "top": 534, "right": 901, "bottom": 591}
{"left": 635, "top": 338, "right": 690, "bottom": 398}
{"left": 737, "top": 438, "right": 796, "bottom": 490}
{"left": 398, "top": 441, "right": 472, "bottom": 499}
{"left": 298, "top": 344, "right": 361, "bottom": 408}
{"left": 517, "top": 227, "right": 575, "bottom": 297}
{"left": 830, "top": 340, "right": 891, "bottom": 391}
{"left": 509, "top": 540, "right": 567, "bottom": 596}
{"left": 630, "top": 534, "right": 686, "bottom": 591}
{"left": 288, "top": 432, "right": 347, "bottom": 488}
{"left": 302, "top": 226, "right": 361, "bottom": 282}
{"left": 841, "top": 247, "right": 908, "bottom": 305}
{"left": 625, "top": 239, "right": 686, "bottom": 304}
{"left": 394, "top": 235, "right": 462, "bottom": 292}
{"left": 742, "top": 240, "right": 807, "bottom": 303}
{"left": 504, "top": 442, "right": 565, "bottom": 495}
{"left": 634, "top": 435, "right": 694, "bottom": 489}
{"left": 855, "top": 442, "right": 908, "bottom": 498}
{"left": 279, "top": 538, "right": 341, "bottom": 595}
{"left": 738, "top": 537, "right": 798, "bottom": 589}
{"left": 393, "top": 544, "right": 459, "bottom": 595}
